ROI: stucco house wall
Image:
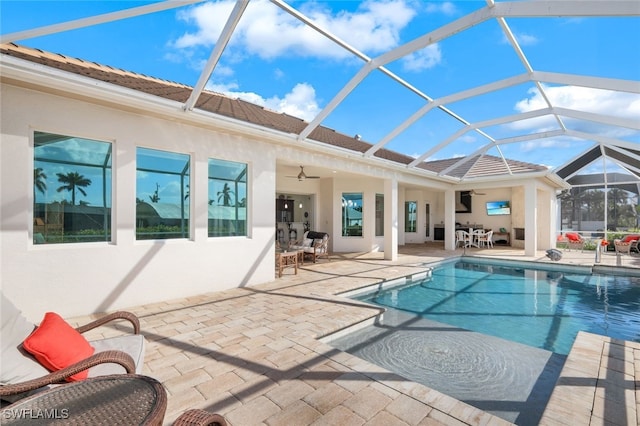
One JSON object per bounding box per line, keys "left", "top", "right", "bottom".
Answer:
{"left": 1, "top": 83, "right": 278, "bottom": 319}
{"left": 1, "top": 70, "right": 563, "bottom": 319}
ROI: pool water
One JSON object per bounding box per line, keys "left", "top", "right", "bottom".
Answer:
{"left": 355, "top": 260, "right": 640, "bottom": 355}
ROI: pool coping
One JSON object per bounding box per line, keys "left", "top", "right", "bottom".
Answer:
{"left": 539, "top": 331, "right": 640, "bottom": 425}
{"left": 328, "top": 257, "right": 640, "bottom": 425}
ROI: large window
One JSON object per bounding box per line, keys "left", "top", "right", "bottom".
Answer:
{"left": 342, "top": 193, "right": 363, "bottom": 237}
{"left": 208, "top": 158, "right": 247, "bottom": 237}
{"left": 136, "top": 148, "right": 190, "bottom": 240}
{"left": 375, "top": 194, "right": 384, "bottom": 236}
{"left": 33, "top": 131, "right": 112, "bottom": 244}
{"left": 405, "top": 201, "right": 417, "bottom": 232}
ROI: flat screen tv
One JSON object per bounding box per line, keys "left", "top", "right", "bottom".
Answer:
{"left": 486, "top": 200, "right": 511, "bottom": 216}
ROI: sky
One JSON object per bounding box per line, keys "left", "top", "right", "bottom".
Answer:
{"left": 2, "top": 0, "right": 640, "bottom": 180}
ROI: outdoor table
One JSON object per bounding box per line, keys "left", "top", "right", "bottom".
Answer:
{"left": 1, "top": 374, "right": 167, "bottom": 425}
{"left": 276, "top": 250, "right": 299, "bottom": 277}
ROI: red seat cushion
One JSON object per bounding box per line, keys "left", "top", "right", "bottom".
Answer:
{"left": 565, "top": 232, "right": 581, "bottom": 242}
{"left": 622, "top": 235, "right": 639, "bottom": 243}
{"left": 23, "top": 312, "right": 95, "bottom": 381}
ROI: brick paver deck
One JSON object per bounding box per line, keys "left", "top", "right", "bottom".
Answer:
{"left": 71, "top": 244, "right": 640, "bottom": 425}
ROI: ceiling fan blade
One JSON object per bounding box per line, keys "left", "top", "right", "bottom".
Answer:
{"left": 283, "top": 166, "right": 321, "bottom": 180}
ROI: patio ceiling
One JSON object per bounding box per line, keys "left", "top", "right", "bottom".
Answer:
{"left": 2, "top": 1, "right": 639, "bottom": 184}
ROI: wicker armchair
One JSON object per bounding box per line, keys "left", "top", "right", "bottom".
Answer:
{"left": 289, "top": 231, "right": 330, "bottom": 263}
{"left": 1, "top": 293, "right": 145, "bottom": 402}
{"left": 562, "top": 232, "right": 586, "bottom": 252}
{"left": 614, "top": 239, "right": 632, "bottom": 255}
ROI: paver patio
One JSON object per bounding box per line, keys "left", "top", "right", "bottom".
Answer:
{"left": 70, "top": 244, "right": 640, "bottom": 425}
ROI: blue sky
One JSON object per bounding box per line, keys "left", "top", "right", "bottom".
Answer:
{"left": 3, "top": 0, "right": 640, "bottom": 177}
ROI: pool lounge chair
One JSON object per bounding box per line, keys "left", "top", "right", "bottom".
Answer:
{"left": 1, "top": 293, "right": 145, "bottom": 403}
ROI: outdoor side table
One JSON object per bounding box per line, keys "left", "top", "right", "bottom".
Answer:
{"left": 1, "top": 374, "right": 167, "bottom": 425}
{"left": 276, "top": 250, "right": 298, "bottom": 277}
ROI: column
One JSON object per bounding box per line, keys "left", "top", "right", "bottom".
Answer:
{"left": 444, "top": 189, "right": 456, "bottom": 251}
{"left": 384, "top": 178, "right": 398, "bottom": 260}
{"left": 524, "top": 182, "right": 537, "bottom": 256}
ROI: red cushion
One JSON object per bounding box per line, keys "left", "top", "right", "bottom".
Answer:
{"left": 23, "top": 312, "right": 95, "bottom": 381}
{"left": 565, "top": 232, "right": 581, "bottom": 242}
{"left": 622, "top": 235, "right": 639, "bottom": 243}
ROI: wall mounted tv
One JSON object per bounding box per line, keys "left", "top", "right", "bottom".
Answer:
{"left": 486, "top": 200, "right": 511, "bottom": 216}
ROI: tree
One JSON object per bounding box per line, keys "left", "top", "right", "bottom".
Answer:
{"left": 217, "top": 183, "right": 235, "bottom": 207}
{"left": 34, "top": 167, "right": 47, "bottom": 197}
{"left": 56, "top": 171, "right": 91, "bottom": 205}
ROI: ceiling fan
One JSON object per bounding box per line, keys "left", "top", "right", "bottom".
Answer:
{"left": 287, "top": 165, "right": 320, "bottom": 181}
{"left": 469, "top": 189, "right": 486, "bottom": 196}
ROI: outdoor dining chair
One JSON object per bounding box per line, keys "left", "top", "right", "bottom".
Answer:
{"left": 477, "top": 230, "right": 494, "bottom": 248}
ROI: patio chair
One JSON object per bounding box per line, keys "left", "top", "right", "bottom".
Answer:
{"left": 618, "top": 234, "right": 639, "bottom": 254}
{"left": 455, "top": 230, "right": 470, "bottom": 248}
{"left": 290, "top": 231, "right": 330, "bottom": 263}
{"left": 564, "top": 232, "right": 586, "bottom": 252}
{"left": 477, "top": 230, "right": 494, "bottom": 248}
{"left": 1, "top": 292, "right": 145, "bottom": 403}
{"left": 614, "top": 239, "right": 632, "bottom": 255}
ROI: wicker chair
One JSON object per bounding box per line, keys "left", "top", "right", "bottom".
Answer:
{"left": 289, "top": 231, "right": 330, "bottom": 263}
{"left": 614, "top": 239, "right": 632, "bottom": 255}
{"left": 563, "top": 232, "right": 586, "bottom": 252}
{"left": 1, "top": 293, "right": 145, "bottom": 403}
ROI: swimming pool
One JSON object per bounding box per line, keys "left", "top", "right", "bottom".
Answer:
{"left": 328, "top": 258, "right": 640, "bottom": 425}
{"left": 351, "top": 258, "right": 640, "bottom": 355}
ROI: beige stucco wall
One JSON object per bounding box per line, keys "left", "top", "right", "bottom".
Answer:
{"left": 1, "top": 83, "right": 278, "bottom": 319}
{"left": 1, "top": 77, "right": 563, "bottom": 319}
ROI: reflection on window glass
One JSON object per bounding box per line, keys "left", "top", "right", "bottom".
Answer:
{"left": 375, "top": 194, "right": 384, "bottom": 237}
{"left": 136, "top": 148, "right": 190, "bottom": 240}
{"left": 342, "top": 193, "right": 363, "bottom": 237}
{"left": 33, "top": 131, "right": 112, "bottom": 244}
{"left": 208, "top": 158, "right": 247, "bottom": 237}
{"left": 405, "top": 201, "right": 417, "bottom": 232}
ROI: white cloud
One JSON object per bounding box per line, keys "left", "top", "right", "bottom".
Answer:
{"left": 266, "top": 83, "right": 320, "bottom": 120}
{"left": 172, "top": 0, "right": 416, "bottom": 60}
{"left": 206, "top": 81, "right": 320, "bottom": 121}
{"left": 402, "top": 44, "right": 441, "bottom": 71}
{"left": 515, "top": 33, "right": 539, "bottom": 46}
{"left": 511, "top": 84, "right": 640, "bottom": 137}
{"left": 425, "top": 2, "right": 458, "bottom": 16}
{"left": 501, "top": 31, "right": 539, "bottom": 46}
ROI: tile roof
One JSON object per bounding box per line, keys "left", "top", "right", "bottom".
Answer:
{"left": 1, "top": 42, "right": 548, "bottom": 180}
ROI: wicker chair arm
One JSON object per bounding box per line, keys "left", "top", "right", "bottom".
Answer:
{"left": 173, "top": 409, "right": 228, "bottom": 426}
{"left": 75, "top": 311, "right": 140, "bottom": 334}
{"left": 0, "top": 350, "right": 135, "bottom": 397}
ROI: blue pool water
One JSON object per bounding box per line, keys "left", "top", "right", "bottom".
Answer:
{"left": 355, "top": 259, "right": 640, "bottom": 355}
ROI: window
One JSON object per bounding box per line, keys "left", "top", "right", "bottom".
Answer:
{"left": 375, "top": 194, "right": 384, "bottom": 236}
{"left": 33, "top": 131, "right": 112, "bottom": 244}
{"left": 342, "top": 193, "right": 363, "bottom": 237}
{"left": 405, "top": 201, "right": 417, "bottom": 232}
{"left": 136, "top": 148, "right": 190, "bottom": 240}
{"left": 208, "top": 158, "right": 247, "bottom": 237}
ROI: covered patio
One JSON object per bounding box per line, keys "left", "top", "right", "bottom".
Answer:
{"left": 1, "top": 1, "right": 639, "bottom": 424}
{"left": 68, "top": 245, "right": 639, "bottom": 425}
